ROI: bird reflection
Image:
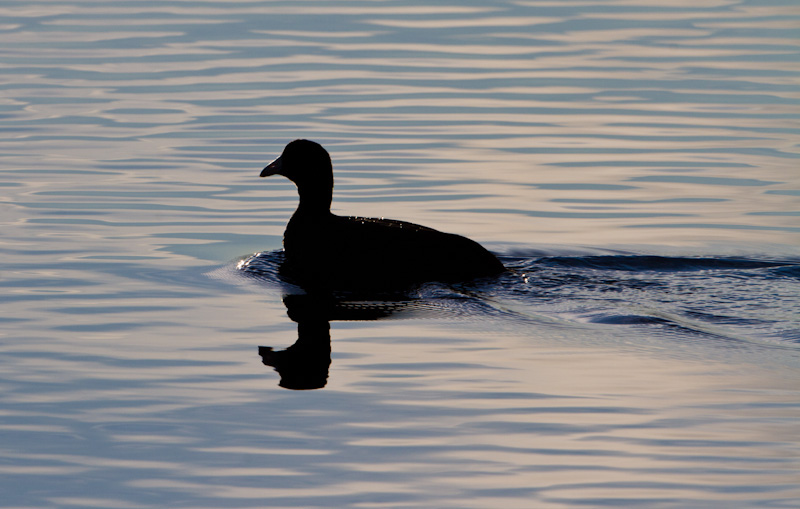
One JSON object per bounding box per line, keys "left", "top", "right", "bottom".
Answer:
{"left": 258, "top": 320, "right": 331, "bottom": 391}
{"left": 258, "top": 293, "right": 415, "bottom": 390}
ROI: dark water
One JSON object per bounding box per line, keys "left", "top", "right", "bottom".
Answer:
{"left": 238, "top": 249, "right": 800, "bottom": 346}
{"left": 2, "top": 0, "right": 799, "bottom": 507}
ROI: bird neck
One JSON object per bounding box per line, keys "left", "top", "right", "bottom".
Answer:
{"left": 295, "top": 182, "right": 333, "bottom": 214}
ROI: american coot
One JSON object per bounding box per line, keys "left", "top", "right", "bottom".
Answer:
{"left": 261, "top": 139, "right": 505, "bottom": 291}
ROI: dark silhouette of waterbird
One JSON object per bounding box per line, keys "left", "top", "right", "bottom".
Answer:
{"left": 260, "top": 139, "right": 505, "bottom": 291}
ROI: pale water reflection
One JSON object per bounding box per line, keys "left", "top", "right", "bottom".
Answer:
{"left": 1, "top": 0, "right": 799, "bottom": 507}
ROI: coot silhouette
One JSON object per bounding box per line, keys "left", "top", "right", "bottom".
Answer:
{"left": 261, "top": 139, "right": 505, "bottom": 291}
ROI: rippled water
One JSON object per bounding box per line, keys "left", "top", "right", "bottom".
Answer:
{"left": 2, "top": 0, "right": 799, "bottom": 507}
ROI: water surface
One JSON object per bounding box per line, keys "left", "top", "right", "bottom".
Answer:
{"left": 1, "top": 0, "right": 799, "bottom": 507}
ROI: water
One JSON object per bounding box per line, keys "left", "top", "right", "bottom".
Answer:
{"left": 2, "top": 0, "right": 799, "bottom": 507}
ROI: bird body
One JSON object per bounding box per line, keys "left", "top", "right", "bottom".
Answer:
{"left": 261, "top": 140, "right": 505, "bottom": 291}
